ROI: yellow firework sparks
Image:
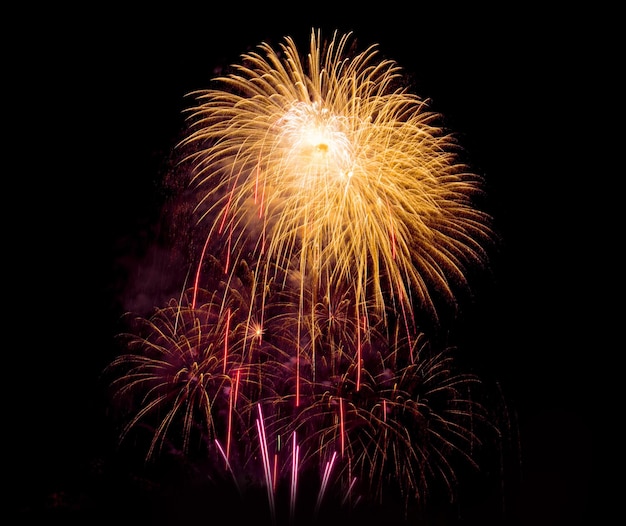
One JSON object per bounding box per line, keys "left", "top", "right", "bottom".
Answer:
{"left": 179, "top": 29, "right": 492, "bottom": 329}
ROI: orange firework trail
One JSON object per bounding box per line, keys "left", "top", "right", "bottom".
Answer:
{"left": 106, "top": 28, "right": 502, "bottom": 523}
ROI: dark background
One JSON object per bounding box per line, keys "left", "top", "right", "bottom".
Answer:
{"left": 17, "top": 4, "right": 603, "bottom": 524}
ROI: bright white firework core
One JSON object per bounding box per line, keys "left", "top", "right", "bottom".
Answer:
{"left": 277, "top": 101, "right": 355, "bottom": 184}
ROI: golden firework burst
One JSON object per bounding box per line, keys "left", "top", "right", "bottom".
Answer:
{"left": 179, "top": 28, "right": 492, "bottom": 331}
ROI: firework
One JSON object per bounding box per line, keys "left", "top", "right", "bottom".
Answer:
{"left": 178, "top": 28, "right": 492, "bottom": 329}
{"left": 107, "top": 28, "right": 501, "bottom": 523}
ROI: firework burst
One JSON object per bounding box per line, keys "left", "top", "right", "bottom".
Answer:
{"left": 260, "top": 330, "right": 489, "bottom": 512}
{"left": 178, "top": 28, "right": 493, "bottom": 329}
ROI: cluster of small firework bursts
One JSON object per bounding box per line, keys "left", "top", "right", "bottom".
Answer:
{"left": 107, "top": 29, "right": 497, "bottom": 523}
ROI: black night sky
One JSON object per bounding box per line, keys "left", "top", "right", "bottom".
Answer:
{"left": 17, "top": 5, "right": 603, "bottom": 525}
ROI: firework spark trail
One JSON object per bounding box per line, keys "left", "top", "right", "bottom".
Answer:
{"left": 289, "top": 431, "right": 299, "bottom": 523}
{"left": 256, "top": 403, "right": 276, "bottom": 524}
{"left": 341, "top": 476, "right": 359, "bottom": 507}
{"left": 315, "top": 451, "right": 338, "bottom": 516}
{"left": 215, "top": 438, "right": 241, "bottom": 494}
{"left": 225, "top": 367, "right": 240, "bottom": 462}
